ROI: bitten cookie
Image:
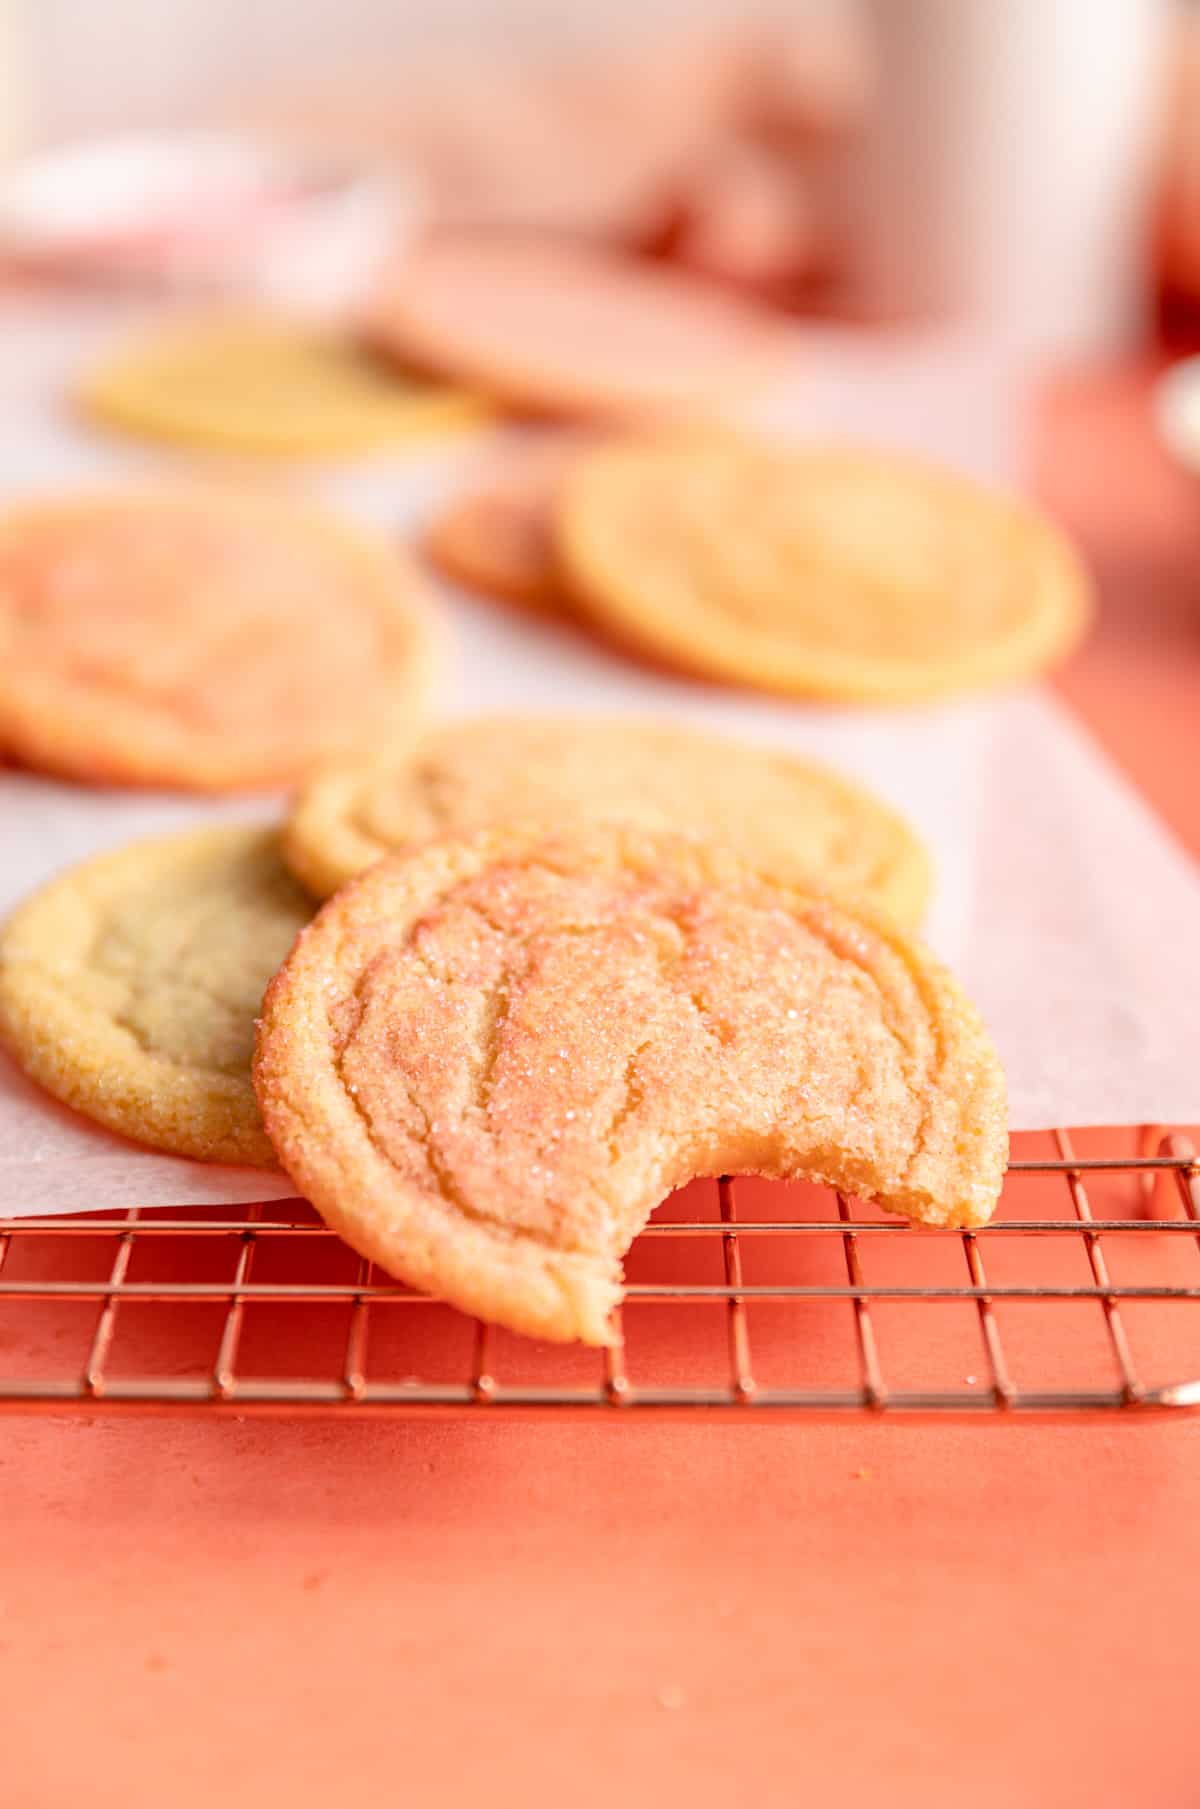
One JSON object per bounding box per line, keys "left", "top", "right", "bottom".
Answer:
{"left": 0, "top": 826, "right": 312, "bottom": 1166}
{"left": 0, "top": 486, "right": 437, "bottom": 789}
{"left": 556, "top": 437, "right": 1092, "bottom": 701}
{"left": 255, "top": 823, "right": 1007, "bottom": 1344}
{"left": 78, "top": 312, "right": 488, "bottom": 458}
{"left": 283, "top": 714, "right": 931, "bottom": 927}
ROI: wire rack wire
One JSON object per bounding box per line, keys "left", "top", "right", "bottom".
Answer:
{"left": 0, "top": 1127, "right": 1196, "bottom": 1416}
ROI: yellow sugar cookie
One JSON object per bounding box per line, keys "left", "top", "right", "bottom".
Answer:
{"left": 556, "top": 438, "right": 1092, "bottom": 702}
{"left": 0, "top": 826, "right": 312, "bottom": 1167}
{"left": 255, "top": 823, "right": 1007, "bottom": 1344}
{"left": 0, "top": 485, "right": 437, "bottom": 791}
{"left": 283, "top": 714, "right": 931, "bottom": 928}
{"left": 77, "top": 312, "right": 489, "bottom": 458}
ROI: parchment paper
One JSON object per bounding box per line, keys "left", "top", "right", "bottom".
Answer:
{"left": 0, "top": 300, "right": 1195, "bottom": 1215}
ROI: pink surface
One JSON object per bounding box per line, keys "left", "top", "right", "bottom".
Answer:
{"left": 3, "top": 368, "right": 1200, "bottom": 1809}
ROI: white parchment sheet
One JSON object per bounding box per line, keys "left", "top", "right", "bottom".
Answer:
{"left": 0, "top": 300, "right": 1196, "bottom": 1215}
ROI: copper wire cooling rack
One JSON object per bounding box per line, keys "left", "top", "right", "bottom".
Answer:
{"left": 0, "top": 1127, "right": 1197, "bottom": 1416}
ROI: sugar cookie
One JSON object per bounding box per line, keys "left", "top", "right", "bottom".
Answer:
{"left": 283, "top": 714, "right": 931, "bottom": 927}
{"left": 0, "top": 827, "right": 311, "bottom": 1167}
{"left": 78, "top": 312, "right": 488, "bottom": 457}
{"left": 365, "top": 232, "right": 790, "bottom": 420}
{"left": 557, "top": 438, "right": 1091, "bottom": 701}
{"left": 0, "top": 486, "right": 437, "bottom": 789}
{"left": 424, "top": 440, "right": 579, "bottom": 611}
{"left": 255, "top": 823, "right": 1006, "bottom": 1343}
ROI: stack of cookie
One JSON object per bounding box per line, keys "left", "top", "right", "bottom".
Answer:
{"left": 0, "top": 435, "right": 1084, "bottom": 1339}
{"left": 0, "top": 804, "right": 1006, "bottom": 1345}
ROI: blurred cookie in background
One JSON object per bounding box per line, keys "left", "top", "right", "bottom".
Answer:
{"left": 556, "top": 436, "right": 1093, "bottom": 704}
{"left": 78, "top": 311, "right": 489, "bottom": 458}
{"left": 365, "top": 230, "right": 793, "bottom": 421}
{"left": 424, "top": 435, "right": 585, "bottom": 613}
{"left": 0, "top": 485, "right": 438, "bottom": 790}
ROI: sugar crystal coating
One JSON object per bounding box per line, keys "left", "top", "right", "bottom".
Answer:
{"left": 255, "top": 823, "right": 1007, "bottom": 1343}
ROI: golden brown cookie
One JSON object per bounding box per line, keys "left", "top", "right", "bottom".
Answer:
{"left": 424, "top": 440, "right": 580, "bottom": 612}
{"left": 283, "top": 714, "right": 931, "bottom": 928}
{"left": 556, "top": 438, "right": 1092, "bottom": 701}
{"left": 255, "top": 823, "right": 1007, "bottom": 1343}
{"left": 77, "top": 312, "right": 489, "bottom": 458}
{"left": 364, "top": 231, "right": 791, "bottom": 421}
{"left": 0, "top": 486, "right": 438, "bottom": 790}
{"left": 0, "top": 826, "right": 311, "bottom": 1167}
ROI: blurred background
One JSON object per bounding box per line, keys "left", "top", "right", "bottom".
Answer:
{"left": 6, "top": 0, "right": 1200, "bottom": 596}
{"left": 4, "top": 0, "right": 1200, "bottom": 354}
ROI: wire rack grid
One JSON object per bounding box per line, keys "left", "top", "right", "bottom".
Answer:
{"left": 0, "top": 1127, "right": 1196, "bottom": 1417}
